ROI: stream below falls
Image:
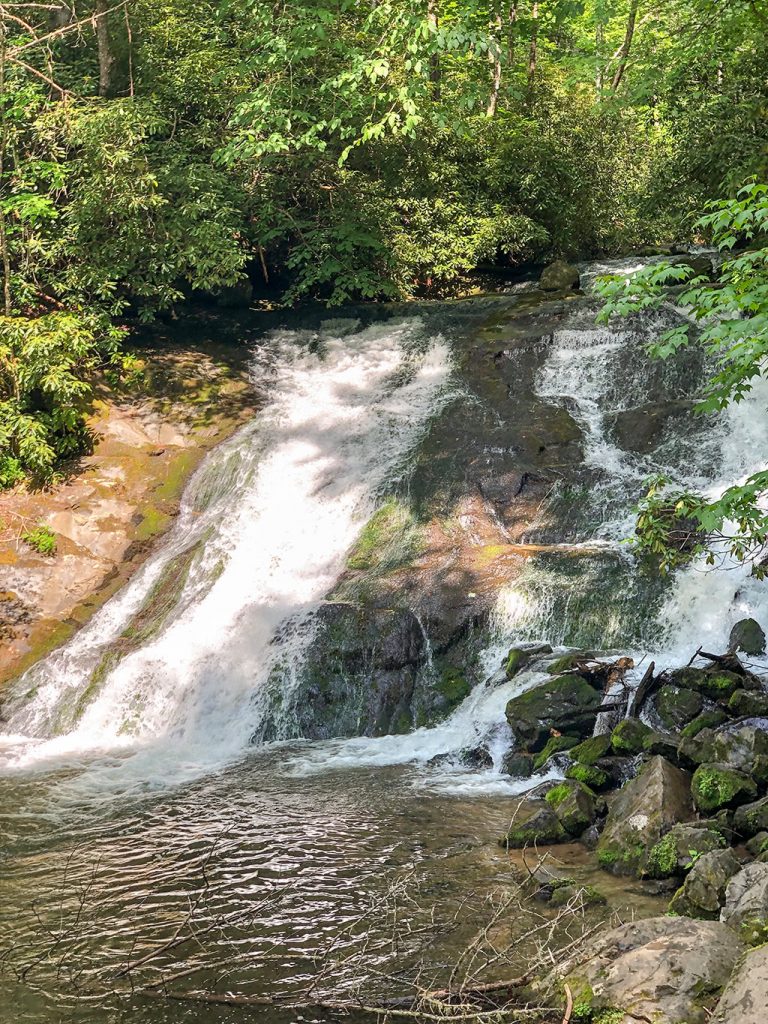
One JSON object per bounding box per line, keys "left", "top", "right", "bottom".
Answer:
{"left": 2, "top": 265, "right": 768, "bottom": 1022}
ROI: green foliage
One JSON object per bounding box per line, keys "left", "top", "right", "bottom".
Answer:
{"left": 21, "top": 524, "right": 56, "bottom": 556}
{"left": 598, "top": 182, "right": 768, "bottom": 575}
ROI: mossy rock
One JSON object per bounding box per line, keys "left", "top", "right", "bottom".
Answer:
{"left": 546, "top": 650, "right": 595, "bottom": 675}
{"left": 678, "top": 727, "right": 718, "bottom": 767}
{"left": 533, "top": 734, "right": 579, "bottom": 770}
{"left": 566, "top": 761, "right": 610, "bottom": 790}
{"left": 435, "top": 668, "right": 472, "bottom": 710}
{"left": 670, "top": 667, "right": 742, "bottom": 701}
{"left": 729, "top": 617, "right": 767, "bottom": 656}
{"left": 668, "top": 848, "right": 741, "bottom": 919}
{"left": 549, "top": 883, "right": 607, "bottom": 908}
{"left": 681, "top": 710, "right": 728, "bottom": 739}
{"left": 505, "top": 647, "right": 530, "bottom": 679}
{"left": 729, "top": 689, "right": 768, "bottom": 718}
{"left": 691, "top": 762, "right": 758, "bottom": 814}
{"left": 546, "top": 780, "right": 598, "bottom": 837}
{"left": 570, "top": 734, "right": 612, "bottom": 765}
{"left": 643, "top": 730, "right": 682, "bottom": 762}
{"left": 502, "top": 751, "right": 535, "bottom": 778}
{"left": 505, "top": 674, "right": 603, "bottom": 752}
{"left": 646, "top": 823, "right": 725, "bottom": 879}
{"left": 655, "top": 685, "right": 704, "bottom": 731}
{"left": 499, "top": 806, "right": 567, "bottom": 848}
{"left": 611, "top": 718, "right": 652, "bottom": 756}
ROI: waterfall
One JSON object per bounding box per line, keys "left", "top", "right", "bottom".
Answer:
{"left": 0, "top": 318, "right": 454, "bottom": 781}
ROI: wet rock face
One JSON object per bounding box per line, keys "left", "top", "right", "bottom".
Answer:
{"left": 269, "top": 601, "right": 456, "bottom": 740}
{"left": 596, "top": 756, "right": 693, "bottom": 877}
{"left": 713, "top": 945, "right": 768, "bottom": 1024}
{"left": 549, "top": 916, "right": 743, "bottom": 1024}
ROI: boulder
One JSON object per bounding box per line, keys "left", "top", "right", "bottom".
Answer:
{"left": 678, "top": 727, "right": 718, "bottom": 767}
{"left": 565, "top": 761, "right": 610, "bottom": 790}
{"left": 611, "top": 717, "right": 652, "bottom": 755}
{"left": 539, "top": 260, "right": 580, "bottom": 292}
{"left": 646, "top": 823, "right": 725, "bottom": 879}
{"left": 669, "top": 849, "right": 742, "bottom": 919}
{"left": 643, "top": 730, "right": 682, "bottom": 762}
{"left": 721, "top": 863, "right": 768, "bottom": 933}
{"left": 692, "top": 763, "right": 758, "bottom": 814}
{"left": 673, "top": 253, "right": 714, "bottom": 278}
{"left": 533, "top": 733, "right": 579, "bottom": 770}
{"left": 499, "top": 803, "right": 567, "bottom": 848}
{"left": 728, "top": 689, "right": 768, "bottom": 717}
{"left": 681, "top": 709, "right": 729, "bottom": 738}
{"left": 545, "top": 780, "right": 598, "bottom": 837}
{"left": 711, "top": 724, "right": 768, "bottom": 784}
{"left": 712, "top": 945, "right": 768, "bottom": 1024}
{"left": 746, "top": 831, "right": 768, "bottom": 857}
{"left": 671, "top": 667, "right": 742, "bottom": 701}
{"left": 655, "top": 685, "right": 704, "bottom": 730}
{"left": 501, "top": 751, "right": 535, "bottom": 778}
{"left": 734, "top": 795, "right": 768, "bottom": 838}
{"left": 570, "top": 734, "right": 612, "bottom": 765}
{"left": 504, "top": 674, "right": 603, "bottom": 752}
{"left": 548, "top": 916, "right": 743, "bottom": 1024}
{"left": 597, "top": 756, "right": 693, "bottom": 876}
{"left": 728, "top": 617, "right": 766, "bottom": 656}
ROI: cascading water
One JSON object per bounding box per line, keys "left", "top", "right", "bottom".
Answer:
{"left": 0, "top": 317, "right": 455, "bottom": 784}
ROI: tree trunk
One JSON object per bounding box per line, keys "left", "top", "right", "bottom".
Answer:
{"left": 611, "top": 0, "right": 639, "bottom": 92}
{"left": 94, "top": 0, "right": 114, "bottom": 98}
{"left": 0, "top": 23, "right": 11, "bottom": 315}
{"left": 595, "top": 20, "right": 604, "bottom": 93}
{"left": 527, "top": 1, "right": 539, "bottom": 102}
{"left": 507, "top": 0, "right": 518, "bottom": 66}
{"left": 427, "top": 0, "right": 440, "bottom": 100}
{"left": 486, "top": 6, "right": 503, "bottom": 116}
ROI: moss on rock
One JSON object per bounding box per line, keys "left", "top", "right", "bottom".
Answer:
{"left": 570, "top": 734, "right": 612, "bottom": 765}
{"left": 691, "top": 762, "right": 758, "bottom": 814}
{"left": 611, "top": 718, "right": 652, "bottom": 756}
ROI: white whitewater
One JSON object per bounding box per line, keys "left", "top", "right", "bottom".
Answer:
{"left": 0, "top": 318, "right": 454, "bottom": 784}
{"left": 2, "top": 284, "right": 768, "bottom": 798}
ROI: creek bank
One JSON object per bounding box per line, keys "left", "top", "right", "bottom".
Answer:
{"left": 489, "top": 629, "right": 768, "bottom": 1022}
{"left": 0, "top": 330, "right": 257, "bottom": 688}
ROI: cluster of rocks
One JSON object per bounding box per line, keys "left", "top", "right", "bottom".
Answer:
{"left": 497, "top": 618, "right": 768, "bottom": 1022}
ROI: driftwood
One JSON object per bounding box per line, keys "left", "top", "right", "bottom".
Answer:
{"left": 627, "top": 660, "right": 656, "bottom": 718}
{"left": 699, "top": 650, "right": 746, "bottom": 676}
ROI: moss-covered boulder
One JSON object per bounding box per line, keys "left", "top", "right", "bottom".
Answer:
{"left": 611, "top": 717, "right": 652, "bottom": 755}
{"left": 504, "top": 674, "right": 603, "bottom": 752}
{"left": 734, "top": 796, "right": 768, "bottom": 839}
{"left": 566, "top": 761, "right": 610, "bottom": 790}
{"left": 596, "top": 756, "right": 693, "bottom": 877}
{"left": 729, "top": 617, "right": 767, "bottom": 656}
{"left": 728, "top": 689, "right": 768, "bottom": 717}
{"left": 570, "top": 733, "right": 612, "bottom": 765}
{"left": 646, "top": 823, "right": 725, "bottom": 879}
{"left": 545, "top": 779, "right": 598, "bottom": 837}
{"left": 533, "top": 734, "right": 579, "bottom": 770}
{"left": 691, "top": 762, "right": 758, "bottom": 814}
{"left": 669, "top": 848, "right": 742, "bottom": 919}
{"left": 711, "top": 724, "right": 768, "bottom": 783}
{"left": 499, "top": 804, "right": 567, "bottom": 848}
{"left": 539, "top": 259, "right": 580, "bottom": 292}
{"left": 670, "top": 666, "right": 742, "bottom": 701}
{"left": 655, "top": 685, "right": 704, "bottom": 731}
{"left": 549, "top": 882, "right": 606, "bottom": 908}
{"left": 681, "top": 709, "right": 728, "bottom": 738}
{"left": 504, "top": 643, "right": 553, "bottom": 679}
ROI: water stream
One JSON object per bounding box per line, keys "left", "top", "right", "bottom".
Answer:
{"left": 2, "top": 276, "right": 768, "bottom": 1022}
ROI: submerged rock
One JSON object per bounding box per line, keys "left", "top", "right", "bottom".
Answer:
{"left": 547, "top": 916, "right": 742, "bottom": 1024}
{"left": 728, "top": 617, "right": 766, "bottom": 656}
{"left": 499, "top": 802, "right": 567, "bottom": 848}
{"left": 539, "top": 260, "right": 580, "bottom": 292}
{"left": 713, "top": 945, "right": 768, "bottom": 1024}
{"left": 669, "top": 849, "right": 742, "bottom": 919}
{"left": 504, "top": 673, "right": 603, "bottom": 752}
{"left": 597, "top": 756, "right": 693, "bottom": 877}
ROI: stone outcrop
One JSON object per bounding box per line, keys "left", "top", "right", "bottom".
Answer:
{"left": 548, "top": 916, "right": 743, "bottom": 1024}
{"left": 712, "top": 945, "right": 768, "bottom": 1023}
{"left": 504, "top": 673, "right": 604, "bottom": 751}
{"left": 669, "top": 849, "right": 741, "bottom": 918}
{"left": 720, "top": 863, "right": 768, "bottom": 933}
{"left": 596, "top": 756, "right": 693, "bottom": 876}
